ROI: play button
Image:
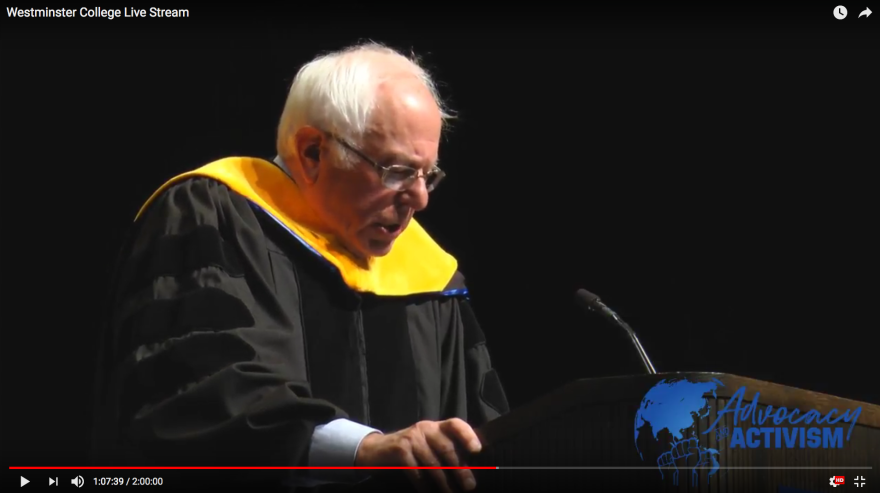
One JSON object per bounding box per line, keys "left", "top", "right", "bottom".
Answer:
{"left": 21, "top": 476, "right": 29, "bottom": 486}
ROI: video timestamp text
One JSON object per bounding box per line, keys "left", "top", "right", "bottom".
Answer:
{"left": 94, "top": 477, "right": 164, "bottom": 486}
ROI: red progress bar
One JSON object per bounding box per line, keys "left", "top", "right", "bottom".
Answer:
{"left": 10, "top": 466, "right": 497, "bottom": 470}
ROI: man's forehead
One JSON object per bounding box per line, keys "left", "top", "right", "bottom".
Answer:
{"left": 359, "top": 78, "right": 442, "bottom": 168}
{"left": 370, "top": 78, "right": 442, "bottom": 131}
{"left": 360, "top": 126, "right": 440, "bottom": 168}
{"left": 381, "top": 145, "right": 439, "bottom": 169}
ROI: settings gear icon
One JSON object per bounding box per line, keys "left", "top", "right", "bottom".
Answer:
{"left": 830, "top": 476, "right": 841, "bottom": 487}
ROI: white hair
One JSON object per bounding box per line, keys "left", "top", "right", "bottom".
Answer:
{"left": 276, "top": 41, "right": 454, "bottom": 169}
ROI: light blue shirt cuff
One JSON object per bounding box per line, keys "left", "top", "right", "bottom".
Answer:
{"left": 311, "top": 418, "right": 380, "bottom": 466}
{"left": 290, "top": 418, "right": 380, "bottom": 486}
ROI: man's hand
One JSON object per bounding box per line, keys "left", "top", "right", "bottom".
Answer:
{"left": 355, "top": 418, "right": 482, "bottom": 493}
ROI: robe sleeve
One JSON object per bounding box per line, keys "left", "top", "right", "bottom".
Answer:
{"left": 459, "top": 298, "right": 511, "bottom": 426}
{"left": 91, "top": 177, "right": 348, "bottom": 476}
{"left": 439, "top": 272, "right": 510, "bottom": 427}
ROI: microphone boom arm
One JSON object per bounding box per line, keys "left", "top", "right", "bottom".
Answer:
{"left": 574, "top": 288, "right": 657, "bottom": 375}
{"left": 608, "top": 309, "right": 657, "bottom": 374}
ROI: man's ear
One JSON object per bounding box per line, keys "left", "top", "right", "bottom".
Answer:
{"left": 294, "top": 127, "right": 324, "bottom": 185}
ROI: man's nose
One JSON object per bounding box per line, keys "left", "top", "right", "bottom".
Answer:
{"left": 400, "top": 178, "right": 429, "bottom": 211}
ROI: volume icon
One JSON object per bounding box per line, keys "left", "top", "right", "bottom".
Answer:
{"left": 71, "top": 476, "right": 84, "bottom": 488}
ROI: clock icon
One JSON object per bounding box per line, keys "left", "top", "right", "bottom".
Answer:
{"left": 834, "top": 5, "right": 848, "bottom": 19}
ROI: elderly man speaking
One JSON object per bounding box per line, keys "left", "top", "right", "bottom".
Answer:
{"left": 90, "top": 43, "right": 509, "bottom": 492}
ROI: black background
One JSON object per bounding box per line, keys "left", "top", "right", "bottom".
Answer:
{"left": 2, "top": 3, "right": 878, "bottom": 471}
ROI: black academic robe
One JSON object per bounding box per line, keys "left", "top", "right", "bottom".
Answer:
{"left": 89, "top": 161, "right": 509, "bottom": 487}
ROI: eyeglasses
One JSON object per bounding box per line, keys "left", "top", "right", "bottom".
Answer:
{"left": 324, "top": 131, "right": 446, "bottom": 193}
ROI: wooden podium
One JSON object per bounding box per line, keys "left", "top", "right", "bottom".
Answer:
{"left": 462, "top": 372, "right": 879, "bottom": 492}
{"left": 349, "top": 372, "right": 877, "bottom": 492}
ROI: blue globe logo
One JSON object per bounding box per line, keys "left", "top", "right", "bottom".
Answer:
{"left": 634, "top": 376, "right": 724, "bottom": 486}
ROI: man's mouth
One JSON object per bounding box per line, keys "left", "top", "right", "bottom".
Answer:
{"left": 373, "top": 222, "right": 402, "bottom": 235}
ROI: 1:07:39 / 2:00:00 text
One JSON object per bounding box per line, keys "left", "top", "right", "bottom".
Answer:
{"left": 94, "top": 477, "right": 164, "bottom": 486}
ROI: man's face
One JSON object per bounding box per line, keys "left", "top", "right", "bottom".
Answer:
{"left": 299, "top": 77, "right": 443, "bottom": 259}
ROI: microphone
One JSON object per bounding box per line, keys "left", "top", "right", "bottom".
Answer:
{"left": 574, "top": 289, "right": 657, "bottom": 374}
